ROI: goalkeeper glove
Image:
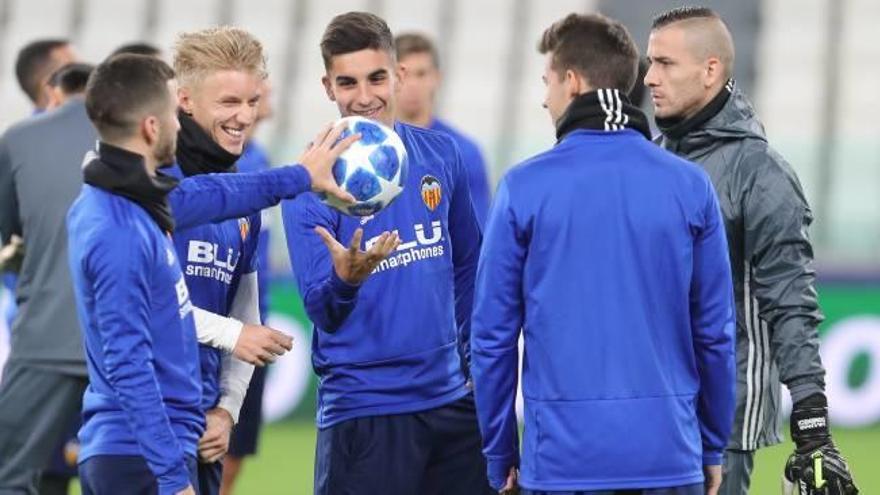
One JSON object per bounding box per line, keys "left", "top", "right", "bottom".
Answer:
{"left": 783, "top": 393, "right": 858, "bottom": 495}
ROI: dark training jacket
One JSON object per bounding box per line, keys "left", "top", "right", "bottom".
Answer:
{"left": 659, "top": 87, "right": 826, "bottom": 450}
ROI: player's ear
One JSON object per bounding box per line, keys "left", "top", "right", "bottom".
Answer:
{"left": 703, "top": 56, "right": 722, "bottom": 89}
{"left": 142, "top": 115, "right": 160, "bottom": 146}
{"left": 39, "top": 81, "right": 54, "bottom": 109}
{"left": 393, "top": 65, "right": 405, "bottom": 94}
{"left": 177, "top": 86, "right": 194, "bottom": 115}
{"left": 570, "top": 69, "right": 593, "bottom": 97}
{"left": 564, "top": 69, "right": 580, "bottom": 97}
{"left": 396, "top": 61, "right": 408, "bottom": 84}
{"left": 322, "top": 75, "right": 336, "bottom": 102}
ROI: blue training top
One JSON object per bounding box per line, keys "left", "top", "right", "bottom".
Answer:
{"left": 166, "top": 164, "right": 261, "bottom": 414}
{"left": 69, "top": 162, "right": 312, "bottom": 493}
{"left": 282, "top": 121, "right": 482, "bottom": 428}
{"left": 471, "top": 129, "right": 737, "bottom": 491}
{"left": 430, "top": 118, "right": 491, "bottom": 227}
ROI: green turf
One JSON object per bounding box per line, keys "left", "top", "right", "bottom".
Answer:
{"left": 232, "top": 421, "right": 880, "bottom": 494}
{"left": 68, "top": 420, "right": 879, "bottom": 493}
{"left": 234, "top": 420, "right": 317, "bottom": 494}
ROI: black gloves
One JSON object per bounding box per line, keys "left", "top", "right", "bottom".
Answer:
{"left": 784, "top": 393, "right": 858, "bottom": 495}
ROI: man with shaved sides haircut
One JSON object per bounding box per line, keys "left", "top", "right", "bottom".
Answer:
{"left": 646, "top": 7, "right": 858, "bottom": 495}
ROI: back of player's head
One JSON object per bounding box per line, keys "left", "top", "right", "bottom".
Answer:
{"left": 110, "top": 42, "right": 162, "bottom": 59}
{"left": 86, "top": 55, "right": 175, "bottom": 142}
{"left": 48, "top": 63, "right": 94, "bottom": 96}
{"left": 651, "top": 6, "right": 735, "bottom": 79}
{"left": 173, "top": 26, "right": 266, "bottom": 87}
{"left": 321, "top": 12, "right": 394, "bottom": 69}
{"left": 628, "top": 58, "right": 649, "bottom": 106}
{"left": 538, "top": 13, "right": 639, "bottom": 94}
{"left": 15, "top": 39, "right": 70, "bottom": 103}
{"left": 395, "top": 32, "right": 439, "bottom": 68}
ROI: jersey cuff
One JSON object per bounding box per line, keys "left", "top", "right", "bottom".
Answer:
{"left": 330, "top": 270, "right": 361, "bottom": 300}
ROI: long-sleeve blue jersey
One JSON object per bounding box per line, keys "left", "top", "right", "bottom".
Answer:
{"left": 69, "top": 185, "right": 200, "bottom": 494}
{"left": 471, "top": 129, "right": 736, "bottom": 491}
{"left": 166, "top": 165, "right": 261, "bottom": 414}
{"left": 282, "top": 122, "right": 482, "bottom": 428}
{"left": 430, "top": 118, "right": 491, "bottom": 227}
{"left": 68, "top": 165, "right": 312, "bottom": 493}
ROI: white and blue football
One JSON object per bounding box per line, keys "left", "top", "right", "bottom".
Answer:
{"left": 320, "top": 116, "right": 408, "bottom": 217}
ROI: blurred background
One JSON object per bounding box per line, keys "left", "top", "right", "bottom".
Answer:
{"left": 0, "top": 0, "right": 878, "bottom": 493}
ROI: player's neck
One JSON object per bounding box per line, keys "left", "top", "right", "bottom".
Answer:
{"left": 400, "top": 108, "right": 433, "bottom": 129}
{"left": 106, "top": 138, "right": 159, "bottom": 176}
{"left": 142, "top": 157, "right": 160, "bottom": 177}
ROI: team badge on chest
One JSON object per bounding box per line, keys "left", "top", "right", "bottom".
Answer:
{"left": 238, "top": 217, "right": 250, "bottom": 241}
{"left": 420, "top": 175, "right": 442, "bottom": 211}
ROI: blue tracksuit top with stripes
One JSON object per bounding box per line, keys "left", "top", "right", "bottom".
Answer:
{"left": 282, "top": 121, "right": 482, "bottom": 428}
{"left": 470, "top": 129, "right": 737, "bottom": 491}
{"left": 68, "top": 165, "right": 311, "bottom": 494}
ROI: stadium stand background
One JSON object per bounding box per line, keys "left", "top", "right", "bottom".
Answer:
{"left": 1, "top": 0, "right": 878, "bottom": 267}
{"left": 0, "top": 2, "right": 878, "bottom": 489}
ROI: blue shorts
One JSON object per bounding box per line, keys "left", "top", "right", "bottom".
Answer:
{"left": 79, "top": 455, "right": 198, "bottom": 495}
{"left": 228, "top": 364, "right": 267, "bottom": 458}
{"left": 521, "top": 483, "right": 704, "bottom": 495}
{"left": 314, "top": 393, "right": 494, "bottom": 495}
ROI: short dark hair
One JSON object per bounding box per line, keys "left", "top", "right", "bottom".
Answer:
{"left": 321, "top": 12, "right": 394, "bottom": 69}
{"left": 395, "top": 33, "right": 439, "bottom": 68}
{"left": 85, "top": 54, "right": 175, "bottom": 142}
{"left": 15, "top": 39, "right": 70, "bottom": 103}
{"left": 110, "top": 42, "right": 162, "bottom": 59}
{"left": 48, "top": 63, "right": 94, "bottom": 95}
{"left": 652, "top": 6, "right": 720, "bottom": 30}
{"left": 538, "top": 13, "right": 639, "bottom": 93}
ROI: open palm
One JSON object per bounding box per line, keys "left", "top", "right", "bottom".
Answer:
{"left": 315, "top": 227, "right": 400, "bottom": 285}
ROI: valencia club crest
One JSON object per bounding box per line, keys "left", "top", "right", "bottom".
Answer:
{"left": 420, "top": 175, "right": 442, "bottom": 211}
{"left": 238, "top": 217, "right": 250, "bottom": 241}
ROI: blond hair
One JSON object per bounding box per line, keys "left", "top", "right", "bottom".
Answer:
{"left": 173, "top": 26, "right": 266, "bottom": 86}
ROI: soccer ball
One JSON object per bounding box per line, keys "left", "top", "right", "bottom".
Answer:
{"left": 320, "top": 116, "right": 408, "bottom": 217}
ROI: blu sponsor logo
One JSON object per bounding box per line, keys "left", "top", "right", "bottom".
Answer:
{"left": 366, "top": 221, "right": 445, "bottom": 273}
{"left": 185, "top": 240, "right": 241, "bottom": 284}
